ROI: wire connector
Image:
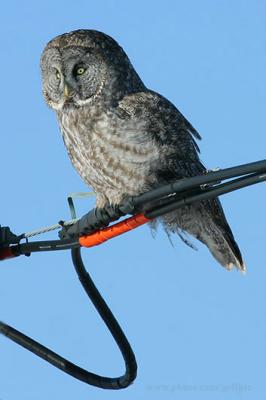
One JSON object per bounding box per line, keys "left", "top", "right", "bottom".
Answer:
{"left": 59, "top": 204, "right": 126, "bottom": 240}
{"left": 0, "top": 225, "right": 22, "bottom": 247}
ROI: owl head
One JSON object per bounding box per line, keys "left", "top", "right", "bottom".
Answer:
{"left": 40, "top": 29, "right": 144, "bottom": 111}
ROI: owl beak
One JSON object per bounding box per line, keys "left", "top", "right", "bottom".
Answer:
{"left": 64, "top": 77, "right": 76, "bottom": 99}
{"left": 64, "top": 84, "right": 71, "bottom": 98}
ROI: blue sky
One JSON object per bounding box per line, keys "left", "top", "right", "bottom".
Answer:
{"left": 0, "top": 1, "right": 266, "bottom": 399}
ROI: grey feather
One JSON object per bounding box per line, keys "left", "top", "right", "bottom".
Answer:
{"left": 41, "top": 29, "right": 245, "bottom": 271}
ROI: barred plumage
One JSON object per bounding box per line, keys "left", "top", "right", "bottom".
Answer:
{"left": 41, "top": 29, "right": 245, "bottom": 271}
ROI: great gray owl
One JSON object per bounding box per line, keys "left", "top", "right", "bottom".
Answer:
{"left": 41, "top": 29, "right": 245, "bottom": 271}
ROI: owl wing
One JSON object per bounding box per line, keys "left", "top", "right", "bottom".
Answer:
{"left": 117, "top": 90, "right": 206, "bottom": 182}
{"left": 117, "top": 91, "right": 244, "bottom": 265}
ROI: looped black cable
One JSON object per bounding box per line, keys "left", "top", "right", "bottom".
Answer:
{"left": 1, "top": 159, "right": 266, "bottom": 390}
{"left": 0, "top": 247, "right": 137, "bottom": 389}
{"left": 71, "top": 247, "right": 137, "bottom": 388}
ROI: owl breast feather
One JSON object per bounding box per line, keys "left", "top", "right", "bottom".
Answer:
{"left": 58, "top": 106, "right": 161, "bottom": 205}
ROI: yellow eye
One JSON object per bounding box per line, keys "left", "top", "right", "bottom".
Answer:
{"left": 56, "top": 70, "right": 61, "bottom": 80}
{"left": 76, "top": 67, "right": 85, "bottom": 75}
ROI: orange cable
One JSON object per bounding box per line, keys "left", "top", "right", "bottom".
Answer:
{"left": 79, "top": 213, "right": 150, "bottom": 248}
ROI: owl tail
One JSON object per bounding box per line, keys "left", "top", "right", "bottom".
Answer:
{"left": 161, "top": 199, "right": 246, "bottom": 272}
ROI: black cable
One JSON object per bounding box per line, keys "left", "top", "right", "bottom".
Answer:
{"left": 57, "top": 160, "right": 266, "bottom": 239}
{"left": 59, "top": 205, "right": 125, "bottom": 240}
{"left": 133, "top": 159, "right": 266, "bottom": 208}
{"left": 1, "top": 159, "right": 266, "bottom": 390}
{"left": 4, "top": 160, "right": 265, "bottom": 252}
{"left": 145, "top": 171, "right": 266, "bottom": 219}
{"left": 0, "top": 248, "right": 137, "bottom": 389}
{"left": 5, "top": 169, "right": 264, "bottom": 258}
{"left": 71, "top": 247, "right": 137, "bottom": 388}
{"left": 16, "top": 239, "right": 79, "bottom": 254}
